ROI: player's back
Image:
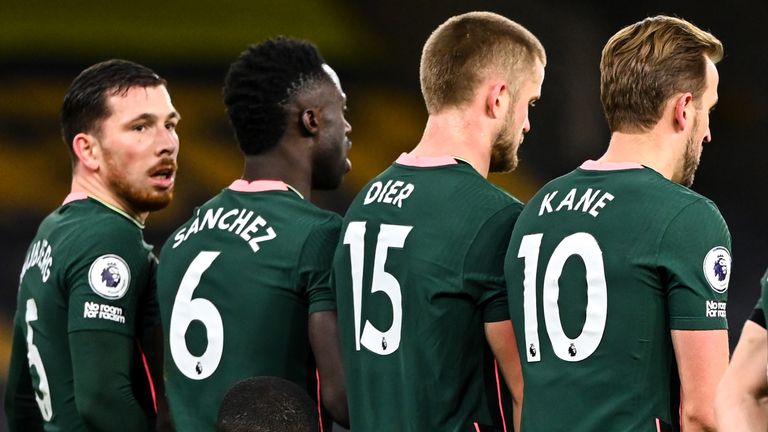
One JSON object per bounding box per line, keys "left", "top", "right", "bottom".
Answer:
{"left": 333, "top": 154, "right": 522, "bottom": 431}
{"left": 505, "top": 161, "right": 730, "bottom": 431}
{"left": 157, "top": 181, "right": 339, "bottom": 430}
{"left": 14, "top": 197, "right": 154, "bottom": 431}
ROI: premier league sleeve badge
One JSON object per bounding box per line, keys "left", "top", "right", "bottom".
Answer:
{"left": 703, "top": 246, "right": 730, "bottom": 294}
{"left": 88, "top": 254, "right": 131, "bottom": 299}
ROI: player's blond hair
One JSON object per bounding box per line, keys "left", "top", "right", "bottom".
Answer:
{"left": 420, "top": 11, "right": 546, "bottom": 114}
{"left": 600, "top": 15, "right": 723, "bottom": 133}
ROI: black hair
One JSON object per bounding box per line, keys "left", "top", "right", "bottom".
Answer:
{"left": 60, "top": 59, "right": 166, "bottom": 161}
{"left": 223, "top": 37, "right": 329, "bottom": 155}
{"left": 217, "top": 376, "right": 317, "bottom": 432}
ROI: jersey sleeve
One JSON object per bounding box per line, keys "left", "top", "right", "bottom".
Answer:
{"left": 658, "top": 199, "right": 731, "bottom": 330}
{"left": 66, "top": 222, "right": 150, "bottom": 337}
{"left": 298, "top": 215, "right": 342, "bottom": 314}
{"left": 464, "top": 202, "right": 523, "bottom": 323}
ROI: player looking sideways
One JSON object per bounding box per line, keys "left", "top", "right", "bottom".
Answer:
{"left": 4, "top": 59, "right": 180, "bottom": 431}
{"left": 156, "top": 37, "right": 350, "bottom": 430}
{"left": 333, "top": 11, "right": 545, "bottom": 432}
{"left": 505, "top": 15, "right": 728, "bottom": 432}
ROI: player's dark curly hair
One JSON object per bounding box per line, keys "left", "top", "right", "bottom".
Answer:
{"left": 223, "top": 37, "right": 329, "bottom": 155}
{"left": 217, "top": 376, "right": 317, "bottom": 432}
{"left": 60, "top": 59, "right": 166, "bottom": 162}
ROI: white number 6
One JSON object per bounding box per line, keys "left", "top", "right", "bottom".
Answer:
{"left": 169, "top": 251, "right": 224, "bottom": 380}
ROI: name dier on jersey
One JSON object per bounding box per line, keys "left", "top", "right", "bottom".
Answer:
{"left": 172, "top": 207, "right": 277, "bottom": 252}
{"left": 363, "top": 180, "right": 415, "bottom": 208}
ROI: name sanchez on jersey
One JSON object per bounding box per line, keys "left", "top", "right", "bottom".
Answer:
{"left": 538, "top": 188, "right": 615, "bottom": 218}
{"left": 172, "top": 207, "right": 276, "bottom": 252}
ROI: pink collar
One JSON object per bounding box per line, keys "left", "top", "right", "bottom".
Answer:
{"left": 63, "top": 192, "right": 88, "bottom": 204}
{"left": 580, "top": 160, "right": 644, "bottom": 171}
{"left": 395, "top": 153, "right": 458, "bottom": 167}
{"left": 228, "top": 179, "right": 290, "bottom": 192}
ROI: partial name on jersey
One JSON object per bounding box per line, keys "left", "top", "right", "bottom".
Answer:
{"left": 83, "top": 301, "right": 126, "bottom": 324}
{"left": 88, "top": 254, "right": 131, "bottom": 299}
{"left": 363, "top": 180, "right": 414, "bottom": 208}
{"left": 538, "top": 188, "right": 615, "bottom": 218}
{"left": 172, "top": 207, "right": 277, "bottom": 252}
{"left": 703, "top": 246, "right": 731, "bottom": 293}
{"left": 20, "top": 238, "right": 54, "bottom": 283}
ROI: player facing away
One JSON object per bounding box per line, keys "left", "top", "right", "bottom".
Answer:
{"left": 332, "top": 12, "right": 545, "bottom": 432}
{"left": 4, "top": 60, "right": 180, "bottom": 431}
{"left": 715, "top": 269, "right": 768, "bottom": 431}
{"left": 156, "top": 37, "right": 350, "bottom": 431}
{"left": 504, "top": 15, "right": 728, "bottom": 432}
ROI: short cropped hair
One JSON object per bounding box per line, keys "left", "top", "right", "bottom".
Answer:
{"left": 60, "top": 59, "right": 166, "bottom": 161}
{"left": 223, "top": 37, "right": 331, "bottom": 155}
{"left": 420, "top": 11, "right": 546, "bottom": 114}
{"left": 600, "top": 15, "right": 723, "bottom": 133}
{"left": 217, "top": 376, "right": 317, "bottom": 432}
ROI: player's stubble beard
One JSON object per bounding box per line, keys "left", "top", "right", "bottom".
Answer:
{"left": 680, "top": 115, "right": 702, "bottom": 188}
{"left": 489, "top": 107, "right": 523, "bottom": 173}
{"left": 103, "top": 150, "right": 175, "bottom": 213}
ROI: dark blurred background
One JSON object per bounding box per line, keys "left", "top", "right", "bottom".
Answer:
{"left": 1, "top": 1, "right": 765, "bottom": 429}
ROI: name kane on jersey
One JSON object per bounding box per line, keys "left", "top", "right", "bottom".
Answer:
{"left": 172, "top": 207, "right": 276, "bottom": 252}
{"left": 539, "top": 188, "right": 615, "bottom": 217}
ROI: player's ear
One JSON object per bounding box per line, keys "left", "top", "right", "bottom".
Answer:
{"left": 72, "top": 132, "right": 100, "bottom": 171}
{"left": 673, "top": 92, "right": 694, "bottom": 131}
{"left": 486, "top": 81, "right": 508, "bottom": 119}
{"left": 300, "top": 108, "right": 320, "bottom": 137}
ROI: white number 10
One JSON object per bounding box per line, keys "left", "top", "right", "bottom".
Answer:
{"left": 343, "top": 222, "right": 412, "bottom": 356}
{"left": 517, "top": 232, "right": 607, "bottom": 363}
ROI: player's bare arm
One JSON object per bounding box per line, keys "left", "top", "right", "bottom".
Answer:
{"left": 672, "top": 329, "right": 729, "bottom": 431}
{"left": 485, "top": 320, "right": 523, "bottom": 432}
{"left": 715, "top": 320, "right": 768, "bottom": 431}
{"left": 309, "top": 310, "right": 349, "bottom": 428}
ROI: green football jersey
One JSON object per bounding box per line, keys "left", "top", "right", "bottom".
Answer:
{"left": 505, "top": 161, "right": 731, "bottom": 431}
{"left": 157, "top": 180, "right": 338, "bottom": 431}
{"left": 333, "top": 154, "right": 522, "bottom": 432}
{"left": 10, "top": 194, "right": 157, "bottom": 431}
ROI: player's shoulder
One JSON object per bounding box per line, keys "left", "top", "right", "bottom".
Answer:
{"left": 287, "top": 197, "right": 343, "bottom": 229}
{"left": 57, "top": 198, "right": 143, "bottom": 245}
{"left": 444, "top": 163, "right": 524, "bottom": 211}
{"left": 616, "top": 166, "right": 718, "bottom": 211}
{"left": 484, "top": 181, "right": 524, "bottom": 207}
{"left": 542, "top": 165, "right": 720, "bottom": 214}
{"left": 663, "top": 185, "right": 725, "bottom": 227}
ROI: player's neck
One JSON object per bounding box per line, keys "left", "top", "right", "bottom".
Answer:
{"left": 70, "top": 171, "right": 148, "bottom": 224}
{"left": 412, "top": 111, "right": 492, "bottom": 178}
{"left": 241, "top": 150, "right": 312, "bottom": 199}
{"left": 600, "top": 130, "right": 681, "bottom": 181}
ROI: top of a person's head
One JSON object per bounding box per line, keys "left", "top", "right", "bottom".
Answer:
{"left": 60, "top": 59, "right": 166, "bottom": 161}
{"left": 223, "top": 37, "right": 333, "bottom": 156}
{"left": 217, "top": 376, "right": 317, "bottom": 432}
{"left": 419, "top": 11, "right": 546, "bottom": 115}
{"left": 600, "top": 15, "right": 723, "bottom": 133}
